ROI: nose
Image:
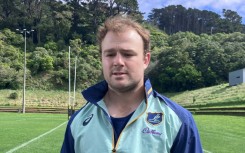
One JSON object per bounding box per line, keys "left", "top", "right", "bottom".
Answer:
{"left": 113, "top": 53, "right": 124, "bottom": 66}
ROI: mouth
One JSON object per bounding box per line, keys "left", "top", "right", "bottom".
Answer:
{"left": 112, "top": 72, "right": 126, "bottom": 76}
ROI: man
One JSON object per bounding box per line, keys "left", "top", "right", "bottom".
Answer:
{"left": 61, "top": 15, "right": 203, "bottom": 153}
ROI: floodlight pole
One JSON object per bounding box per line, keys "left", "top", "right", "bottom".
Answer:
{"left": 68, "top": 46, "right": 71, "bottom": 119}
{"left": 16, "top": 28, "right": 34, "bottom": 114}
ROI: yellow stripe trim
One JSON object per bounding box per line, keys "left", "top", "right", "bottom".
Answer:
{"left": 147, "top": 87, "right": 152, "bottom": 96}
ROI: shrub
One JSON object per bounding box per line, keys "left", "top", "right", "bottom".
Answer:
{"left": 9, "top": 92, "right": 18, "bottom": 99}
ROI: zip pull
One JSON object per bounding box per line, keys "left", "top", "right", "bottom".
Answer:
{"left": 112, "top": 148, "right": 116, "bottom": 153}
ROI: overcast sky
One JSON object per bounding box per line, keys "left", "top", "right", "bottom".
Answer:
{"left": 137, "top": 0, "right": 245, "bottom": 24}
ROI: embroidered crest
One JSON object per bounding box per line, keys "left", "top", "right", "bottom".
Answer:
{"left": 146, "top": 112, "right": 163, "bottom": 125}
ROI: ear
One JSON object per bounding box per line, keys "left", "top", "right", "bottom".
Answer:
{"left": 143, "top": 52, "right": 151, "bottom": 69}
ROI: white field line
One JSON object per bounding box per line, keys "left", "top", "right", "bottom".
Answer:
{"left": 6, "top": 121, "right": 67, "bottom": 153}
{"left": 203, "top": 149, "right": 212, "bottom": 153}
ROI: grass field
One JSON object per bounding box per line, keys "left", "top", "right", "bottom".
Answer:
{"left": 1, "top": 113, "right": 245, "bottom": 153}
{"left": 194, "top": 115, "right": 245, "bottom": 153}
{"left": 0, "top": 113, "right": 67, "bottom": 153}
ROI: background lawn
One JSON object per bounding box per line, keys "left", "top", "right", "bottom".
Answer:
{"left": 194, "top": 115, "right": 245, "bottom": 153}
{"left": 11, "top": 123, "right": 66, "bottom": 153}
{"left": 0, "top": 113, "right": 67, "bottom": 153}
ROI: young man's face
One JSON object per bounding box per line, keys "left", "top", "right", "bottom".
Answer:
{"left": 101, "top": 29, "right": 150, "bottom": 92}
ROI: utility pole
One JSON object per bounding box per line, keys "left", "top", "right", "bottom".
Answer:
{"left": 16, "top": 28, "right": 34, "bottom": 113}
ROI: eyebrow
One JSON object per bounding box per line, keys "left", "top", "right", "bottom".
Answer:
{"left": 103, "top": 48, "right": 136, "bottom": 53}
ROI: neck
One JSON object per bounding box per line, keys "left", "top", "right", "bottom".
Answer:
{"left": 104, "top": 86, "right": 145, "bottom": 118}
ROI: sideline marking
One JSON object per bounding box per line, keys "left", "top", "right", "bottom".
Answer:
{"left": 6, "top": 121, "right": 67, "bottom": 153}
{"left": 203, "top": 149, "right": 212, "bottom": 153}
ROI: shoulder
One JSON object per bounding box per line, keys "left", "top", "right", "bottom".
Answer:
{"left": 152, "top": 90, "right": 194, "bottom": 124}
{"left": 68, "top": 102, "right": 95, "bottom": 128}
{"left": 152, "top": 91, "right": 203, "bottom": 152}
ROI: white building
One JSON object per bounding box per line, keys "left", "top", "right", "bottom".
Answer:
{"left": 229, "top": 68, "right": 245, "bottom": 86}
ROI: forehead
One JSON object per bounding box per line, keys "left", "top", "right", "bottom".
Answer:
{"left": 101, "top": 29, "right": 144, "bottom": 51}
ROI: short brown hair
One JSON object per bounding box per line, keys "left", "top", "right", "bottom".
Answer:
{"left": 97, "top": 15, "right": 150, "bottom": 54}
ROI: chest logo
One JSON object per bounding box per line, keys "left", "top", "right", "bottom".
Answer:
{"left": 146, "top": 112, "right": 163, "bottom": 125}
{"left": 83, "top": 114, "right": 93, "bottom": 126}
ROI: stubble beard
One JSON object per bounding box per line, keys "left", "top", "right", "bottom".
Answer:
{"left": 108, "top": 78, "right": 141, "bottom": 93}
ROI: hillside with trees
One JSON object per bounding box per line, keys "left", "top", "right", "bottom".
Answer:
{"left": 0, "top": 0, "right": 245, "bottom": 92}
{"left": 148, "top": 5, "right": 245, "bottom": 34}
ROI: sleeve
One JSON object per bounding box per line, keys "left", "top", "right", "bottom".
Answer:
{"left": 60, "top": 121, "right": 75, "bottom": 153}
{"left": 170, "top": 114, "right": 203, "bottom": 153}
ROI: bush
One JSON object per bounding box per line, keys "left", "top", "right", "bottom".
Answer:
{"left": 9, "top": 92, "right": 18, "bottom": 99}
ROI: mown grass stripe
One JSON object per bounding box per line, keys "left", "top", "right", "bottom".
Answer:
{"left": 5, "top": 121, "right": 67, "bottom": 153}
{"left": 203, "top": 149, "right": 212, "bottom": 153}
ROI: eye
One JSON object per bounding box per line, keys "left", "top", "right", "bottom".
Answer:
{"left": 125, "top": 54, "right": 132, "bottom": 57}
{"left": 123, "top": 53, "right": 135, "bottom": 58}
{"left": 105, "top": 53, "right": 116, "bottom": 57}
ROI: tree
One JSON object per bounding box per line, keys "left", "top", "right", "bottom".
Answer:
{"left": 0, "top": 0, "right": 20, "bottom": 29}
{"left": 74, "top": 45, "right": 102, "bottom": 89}
{"left": 28, "top": 47, "right": 54, "bottom": 74}
{"left": 219, "top": 9, "right": 243, "bottom": 33}
{"left": 148, "top": 32, "right": 201, "bottom": 92}
{"left": 143, "top": 23, "right": 168, "bottom": 61}
{"left": 189, "top": 36, "right": 225, "bottom": 86}
{"left": 0, "top": 65, "right": 22, "bottom": 89}
{"left": 222, "top": 32, "right": 245, "bottom": 72}
{"left": 1, "top": 28, "right": 23, "bottom": 46}
{"left": 173, "top": 64, "right": 203, "bottom": 91}
{"left": 147, "top": 5, "right": 244, "bottom": 35}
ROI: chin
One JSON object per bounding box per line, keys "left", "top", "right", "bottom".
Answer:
{"left": 109, "top": 82, "right": 138, "bottom": 92}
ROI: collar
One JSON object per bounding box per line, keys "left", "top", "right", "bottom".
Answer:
{"left": 81, "top": 78, "right": 154, "bottom": 104}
